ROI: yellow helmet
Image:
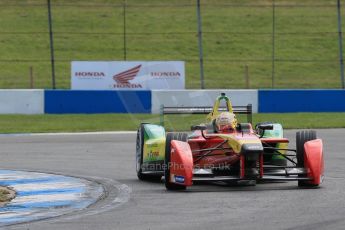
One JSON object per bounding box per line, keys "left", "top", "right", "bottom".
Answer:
{"left": 215, "top": 112, "right": 237, "bottom": 132}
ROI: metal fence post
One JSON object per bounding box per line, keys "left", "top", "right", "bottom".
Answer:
{"left": 271, "top": 0, "right": 276, "bottom": 89}
{"left": 337, "top": 0, "right": 345, "bottom": 89}
{"left": 47, "top": 0, "right": 56, "bottom": 89}
{"left": 30, "top": 66, "right": 34, "bottom": 89}
{"left": 244, "top": 65, "right": 249, "bottom": 88}
{"left": 160, "top": 104, "right": 164, "bottom": 127}
{"left": 123, "top": 0, "right": 127, "bottom": 61}
{"left": 196, "top": 0, "right": 205, "bottom": 89}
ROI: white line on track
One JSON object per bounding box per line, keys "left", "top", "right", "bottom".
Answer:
{"left": 14, "top": 181, "right": 86, "bottom": 191}
{"left": 0, "top": 131, "right": 136, "bottom": 136}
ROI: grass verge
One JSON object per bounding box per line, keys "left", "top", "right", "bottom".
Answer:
{"left": 0, "top": 113, "right": 344, "bottom": 133}
{"left": 0, "top": 0, "right": 343, "bottom": 89}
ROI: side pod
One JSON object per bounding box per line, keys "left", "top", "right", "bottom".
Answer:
{"left": 304, "top": 139, "right": 324, "bottom": 185}
{"left": 169, "top": 140, "right": 193, "bottom": 186}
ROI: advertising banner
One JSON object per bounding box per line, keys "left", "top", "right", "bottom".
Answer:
{"left": 71, "top": 61, "right": 185, "bottom": 90}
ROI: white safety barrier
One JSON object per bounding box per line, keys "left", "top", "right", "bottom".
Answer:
{"left": 0, "top": 89, "right": 258, "bottom": 115}
{"left": 0, "top": 90, "right": 44, "bottom": 114}
{"left": 151, "top": 90, "right": 258, "bottom": 114}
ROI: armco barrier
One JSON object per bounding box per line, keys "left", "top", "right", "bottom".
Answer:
{"left": 0, "top": 90, "right": 44, "bottom": 114}
{"left": 259, "top": 89, "right": 345, "bottom": 113}
{"left": 44, "top": 90, "right": 151, "bottom": 114}
{"left": 151, "top": 90, "right": 258, "bottom": 114}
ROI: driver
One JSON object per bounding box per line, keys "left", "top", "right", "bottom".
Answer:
{"left": 214, "top": 112, "right": 238, "bottom": 133}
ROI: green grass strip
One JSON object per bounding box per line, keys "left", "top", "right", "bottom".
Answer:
{"left": 0, "top": 113, "right": 343, "bottom": 133}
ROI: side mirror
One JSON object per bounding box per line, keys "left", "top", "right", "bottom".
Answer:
{"left": 191, "top": 125, "right": 207, "bottom": 131}
{"left": 257, "top": 124, "right": 274, "bottom": 130}
{"left": 256, "top": 123, "right": 274, "bottom": 138}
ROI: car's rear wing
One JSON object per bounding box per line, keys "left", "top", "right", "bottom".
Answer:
{"left": 159, "top": 104, "right": 252, "bottom": 126}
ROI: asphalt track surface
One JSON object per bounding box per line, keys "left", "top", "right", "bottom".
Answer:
{"left": 0, "top": 129, "right": 344, "bottom": 230}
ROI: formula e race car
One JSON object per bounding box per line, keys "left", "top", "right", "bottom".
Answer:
{"left": 136, "top": 93, "right": 324, "bottom": 190}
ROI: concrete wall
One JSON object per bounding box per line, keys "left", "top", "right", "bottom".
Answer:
{"left": 44, "top": 90, "right": 151, "bottom": 114}
{"left": 151, "top": 90, "right": 258, "bottom": 114}
{"left": 0, "top": 90, "right": 44, "bottom": 114}
{"left": 258, "top": 89, "right": 345, "bottom": 113}
{"left": 0, "top": 89, "right": 344, "bottom": 114}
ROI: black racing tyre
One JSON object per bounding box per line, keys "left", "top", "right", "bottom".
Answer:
{"left": 136, "top": 124, "right": 161, "bottom": 181}
{"left": 164, "top": 132, "right": 188, "bottom": 190}
{"left": 136, "top": 124, "right": 146, "bottom": 180}
{"left": 296, "top": 130, "right": 317, "bottom": 187}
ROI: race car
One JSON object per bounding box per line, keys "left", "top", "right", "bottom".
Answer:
{"left": 136, "top": 93, "right": 324, "bottom": 190}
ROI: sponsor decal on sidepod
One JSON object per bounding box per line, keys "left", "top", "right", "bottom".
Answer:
{"left": 174, "top": 175, "right": 185, "bottom": 184}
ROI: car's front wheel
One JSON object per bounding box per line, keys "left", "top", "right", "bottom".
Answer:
{"left": 136, "top": 124, "right": 161, "bottom": 181}
{"left": 164, "top": 132, "right": 188, "bottom": 190}
{"left": 296, "top": 130, "right": 318, "bottom": 187}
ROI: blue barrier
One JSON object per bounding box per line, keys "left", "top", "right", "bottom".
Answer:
{"left": 44, "top": 90, "right": 151, "bottom": 114}
{"left": 259, "top": 90, "right": 345, "bottom": 113}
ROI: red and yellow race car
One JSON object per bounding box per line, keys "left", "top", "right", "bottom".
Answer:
{"left": 136, "top": 93, "right": 324, "bottom": 190}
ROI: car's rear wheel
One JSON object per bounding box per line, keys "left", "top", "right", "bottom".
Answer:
{"left": 164, "top": 132, "right": 188, "bottom": 190}
{"left": 296, "top": 130, "right": 318, "bottom": 187}
{"left": 136, "top": 124, "right": 161, "bottom": 181}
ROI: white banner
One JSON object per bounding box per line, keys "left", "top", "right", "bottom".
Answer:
{"left": 71, "top": 61, "right": 185, "bottom": 90}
